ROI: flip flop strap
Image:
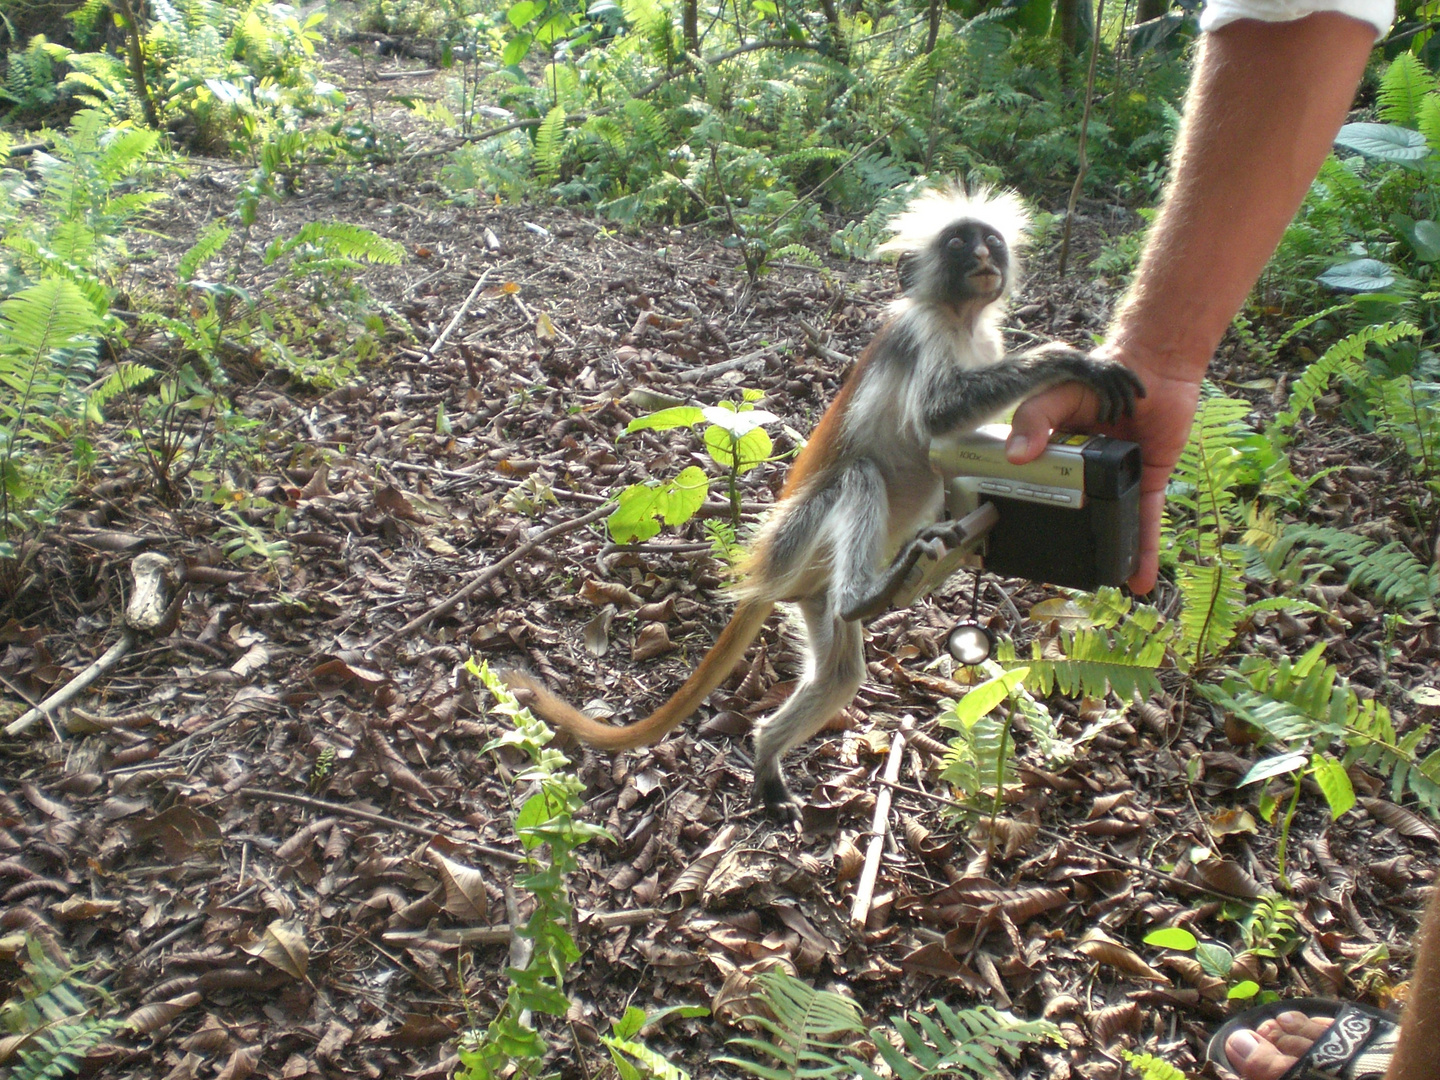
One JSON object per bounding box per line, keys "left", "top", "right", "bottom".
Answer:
{"left": 1287, "top": 1004, "right": 1399, "bottom": 1080}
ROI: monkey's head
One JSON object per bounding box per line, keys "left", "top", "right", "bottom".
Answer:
{"left": 878, "top": 186, "right": 1030, "bottom": 311}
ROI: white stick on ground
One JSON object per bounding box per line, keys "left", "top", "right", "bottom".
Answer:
{"left": 849, "top": 722, "right": 910, "bottom": 929}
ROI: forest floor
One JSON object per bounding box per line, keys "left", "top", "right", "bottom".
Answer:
{"left": 1, "top": 38, "right": 1438, "bottom": 1080}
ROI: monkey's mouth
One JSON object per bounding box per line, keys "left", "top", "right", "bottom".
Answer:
{"left": 968, "top": 270, "right": 1002, "bottom": 288}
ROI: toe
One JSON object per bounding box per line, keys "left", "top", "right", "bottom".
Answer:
{"left": 1225, "top": 1028, "right": 1298, "bottom": 1080}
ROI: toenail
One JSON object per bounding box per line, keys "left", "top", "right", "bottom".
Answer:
{"left": 1227, "top": 1031, "right": 1258, "bottom": 1061}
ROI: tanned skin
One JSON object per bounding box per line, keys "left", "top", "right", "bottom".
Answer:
{"left": 505, "top": 187, "right": 1144, "bottom": 820}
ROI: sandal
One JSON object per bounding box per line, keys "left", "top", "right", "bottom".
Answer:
{"left": 1206, "top": 998, "right": 1399, "bottom": 1080}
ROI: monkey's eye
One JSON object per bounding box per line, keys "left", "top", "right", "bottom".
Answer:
{"left": 986, "top": 233, "right": 1004, "bottom": 249}
{"left": 946, "top": 236, "right": 967, "bottom": 252}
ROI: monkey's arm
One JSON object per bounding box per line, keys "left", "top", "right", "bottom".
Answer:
{"left": 924, "top": 346, "right": 1144, "bottom": 435}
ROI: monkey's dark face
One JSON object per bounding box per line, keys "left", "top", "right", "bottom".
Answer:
{"left": 898, "top": 218, "right": 1010, "bottom": 305}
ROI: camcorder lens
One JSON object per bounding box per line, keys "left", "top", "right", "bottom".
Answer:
{"left": 947, "top": 622, "right": 993, "bottom": 665}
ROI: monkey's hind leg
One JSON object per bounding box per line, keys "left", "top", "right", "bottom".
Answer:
{"left": 752, "top": 598, "right": 866, "bottom": 821}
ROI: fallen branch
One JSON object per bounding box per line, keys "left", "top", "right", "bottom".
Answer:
{"left": 377, "top": 503, "right": 612, "bottom": 648}
{"left": 6, "top": 630, "right": 136, "bottom": 737}
{"left": 677, "top": 340, "right": 791, "bottom": 384}
{"left": 235, "top": 787, "right": 521, "bottom": 863}
{"left": 424, "top": 268, "right": 493, "bottom": 362}
{"left": 850, "top": 722, "right": 910, "bottom": 928}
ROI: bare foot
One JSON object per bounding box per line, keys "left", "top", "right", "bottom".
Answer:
{"left": 1224, "top": 1011, "right": 1333, "bottom": 1080}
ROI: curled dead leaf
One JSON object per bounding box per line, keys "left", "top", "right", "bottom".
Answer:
{"left": 215, "top": 1045, "right": 260, "bottom": 1080}
{"left": 631, "top": 623, "right": 675, "bottom": 662}
{"left": 583, "top": 607, "right": 614, "bottom": 657}
{"left": 1190, "top": 857, "right": 1263, "bottom": 898}
{"left": 1359, "top": 798, "right": 1440, "bottom": 843}
{"left": 128, "top": 992, "right": 203, "bottom": 1035}
{"left": 833, "top": 836, "right": 864, "bottom": 882}
{"left": 668, "top": 824, "right": 739, "bottom": 902}
{"left": 901, "top": 817, "right": 955, "bottom": 862}
{"left": 581, "top": 579, "right": 640, "bottom": 608}
{"left": 1075, "top": 932, "right": 1168, "bottom": 983}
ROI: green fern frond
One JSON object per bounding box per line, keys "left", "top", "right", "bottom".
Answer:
{"left": 1120, "top": 1050, "right": 1191, "bottom": 1080}
{"left": 534, "top": 105, "right": 567, "bottom": 186}
{"left": 85, "top": 362, "right": 159, "bottom": 422}
{"left": 771, "top": 244, "right": 822, "bottom": 266}
{"left": 1379, "top": 53, "right": 1435, "bottom": 126}
{"left": 1275, "top": 524, "right": 1436, "bottom": 612}
{"left": 854, "top": 1004, "right": 1062, "bottom": 1080}
{"left": 1014, "top": 623, "right": 1166, "bottom": 701}
{"left": 262, "top": 222, "right": 404, "bottom": 266}
{"left": 1418, "top": 94, "right": 1440, "bottom": 153}
{"left": 714, "top": 971, "right": 867, "bottom": 1078}
{"left": 177, "top": 220, "right": 232, "bottom": 283}
{"left": 1174, "top": 550, "right": 1247, "bottom": 664}
{"left": 1282, "top": 321, "right": 1420, "bottom": 422}
{"left": 14, "top": 1018, "right": 122, "bottom": 1080}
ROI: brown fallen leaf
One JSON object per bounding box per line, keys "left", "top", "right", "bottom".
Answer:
{"left": 246, "top": 919, "right": 309, "bottom": 979}
{"left": 1075, "top": 932, "right": 1168, "bottom": 983}
{"left": 428, "top": 849, "right": 489, "bottom": 923}
{"left": 128, "top": 992, "right": 203, "bottom": 1035}
{"left": 1190, "top": 857, "right": 1263, "bottom": 898}
{"left": 215, "top": 1045, "right": 260, "bottom": 1080}
{"left": 1359, "top": 798, "right": 1440, "bottom": 843}
{"left": 631, "top": 622, "right": 675, "bottom": 662}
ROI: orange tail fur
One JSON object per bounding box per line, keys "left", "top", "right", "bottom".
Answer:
{"left": 501, "top": 599, "right": 774, "bottom": 750}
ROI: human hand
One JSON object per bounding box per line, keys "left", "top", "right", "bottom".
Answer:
{"left": 1004, "top": 346, "right": 1203, "bottom": 594}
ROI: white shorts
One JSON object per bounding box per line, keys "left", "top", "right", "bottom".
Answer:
{"left": 1200, "top": 0, "right": 1393, "bottom": 40}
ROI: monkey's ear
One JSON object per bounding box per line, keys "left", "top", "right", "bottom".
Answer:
{"left": 896, "top": 252, "right": 919, "bottom": 295}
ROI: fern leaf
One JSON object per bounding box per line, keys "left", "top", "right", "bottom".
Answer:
{"left": 1174, "top": 551, "right": 1246, "bottom": 664}
{"left": 1379, "top": 53, "right": 1435, "bottom": 126}
{"left": 177, "top": 221, "right": 232, "bottom": 283}
{"left": 534, "top": 105, "right": 567, "bottom": 186}
{"left": 1283, "top": 322, "right": 1420, "bottom": 421}
{"left": 853, "top": 1005, "right": 1060, "bottom": 1080}
{"left": 1418, "top": 93, "right": 1440, "bottom": 152}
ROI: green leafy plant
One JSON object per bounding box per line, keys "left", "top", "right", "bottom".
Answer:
{"left": 609, "top": 391, "right": 779, "bottom": 542}
{"left": 0, "top": 279, "right": 104, "bottom": 564}
{"left": 601, "top": 1004, "right": 708, "bottom": 1080}
{"left": 1201, "top": 640, "right": 1440, "bottom": 881}
{"left": 716, "top": 970, "right": 1061, "bottom": 1079}
{"left": 1119, "top": 1050, "right": 1191, "bottom": 1080}
{"left": 0, "top": 935, "right": 123, "bottom": 1080}
{"left": 456, "top": 661, "right": 613, "bottom": 1079}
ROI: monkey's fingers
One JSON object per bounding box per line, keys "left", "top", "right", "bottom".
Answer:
{"left": 1092, "top": 365, "right": 1147, "bottom": 425}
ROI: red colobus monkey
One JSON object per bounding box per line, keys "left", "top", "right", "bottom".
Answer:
{"left": 504, "top": 186, "right": 1145, "bottom": 819}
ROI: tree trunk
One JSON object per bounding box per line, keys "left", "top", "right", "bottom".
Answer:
{"left": 1135, "top": 0, "right": 1167, "bottom": 23}
{"left": 817, "top": 0, "right": 848, "bottom": 62}
{"left": 116, "top": 0, "right": 160, "bottom": 129}
{"left": 925, "top": 0, "right": 940, "bottom": 52}
{"left": 682, "top": 0, "right": 698, "bottom": 54}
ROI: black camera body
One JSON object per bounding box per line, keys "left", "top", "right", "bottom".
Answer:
{"left": 929, "top": 424, "right": 1141, "bottom": 591}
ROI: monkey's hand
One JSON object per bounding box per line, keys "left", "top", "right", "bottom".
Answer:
{"left": 1026, "top": 345, "right": 1147, "bottom": 426}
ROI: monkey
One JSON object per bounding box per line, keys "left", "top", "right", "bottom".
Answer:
{"left": 503, "top": 185, "right": 1145, "bottom": 821}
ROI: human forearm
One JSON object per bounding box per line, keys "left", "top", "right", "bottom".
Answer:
{"left": 1390, "top": 884, "right": 1440, "bottom": 1080}
{"left": 1109, "top": 12, "right": 1374, "bottom": 380}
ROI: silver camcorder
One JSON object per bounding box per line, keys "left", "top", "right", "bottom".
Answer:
{"left": 873, "top": 423, "right": 1142, "bottom": 615}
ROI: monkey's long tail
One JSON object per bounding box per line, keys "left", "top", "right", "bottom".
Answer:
{"left": 500, "top": 599, "right": 775, "bottom": 751}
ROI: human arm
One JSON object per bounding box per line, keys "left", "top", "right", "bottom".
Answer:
{"left": 1005, "top": 11, "right": 1375, "bottom": 592}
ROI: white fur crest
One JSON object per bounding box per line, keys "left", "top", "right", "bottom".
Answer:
{"left": 876, "top": 184, "right": 1032, "bottom": 259}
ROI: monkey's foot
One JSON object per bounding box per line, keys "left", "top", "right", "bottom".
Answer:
{"left": 755, "top": 775, "right": 804, "bottom": 824}
{"left": 1078, "top": 360, "right": 1147, "bottom": 425}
